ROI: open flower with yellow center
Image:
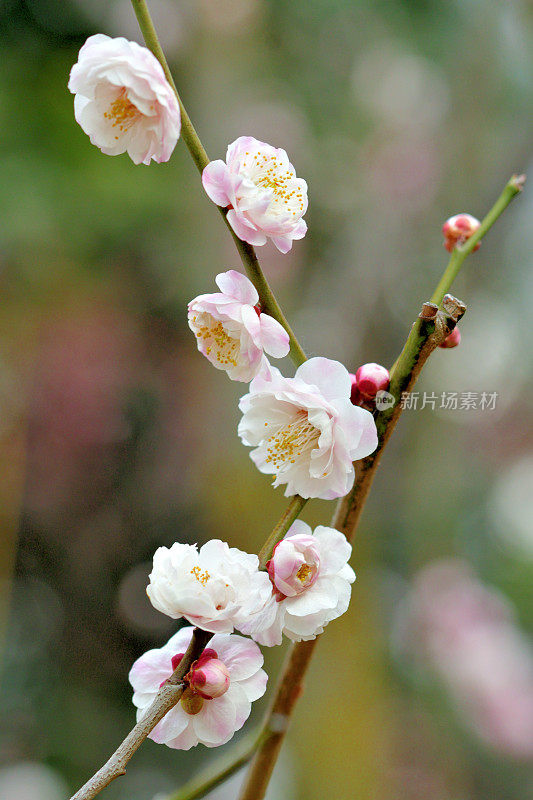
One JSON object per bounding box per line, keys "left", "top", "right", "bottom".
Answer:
{"left": 147, "top": 540, "right": 273, "bottom": 634}
{"left": 188, "top": 270, "right": 290, "bottom": 382}
{"left": 238, "top": 357, "right": 378, "bottom": 499}
{"left": 129, "top": 626, "right": 267, "bottom": 749}
{"left": 68, "top": 34, "right": 180, "bottom": 164}
{"left": 240, "top": 521, "right": 356, "bottom": 646}
{"left": 202, "top": 136, "right": 308, "bottom": 253}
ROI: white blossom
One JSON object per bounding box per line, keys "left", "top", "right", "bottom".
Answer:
{"left": 238, "top": 358, "right": 378, "bottom": 499}
{"left": 68, "top": 34, "right": 180, "bottom": 164}
{"left": 146, "top": 540, "right": 273, "bottom": 634}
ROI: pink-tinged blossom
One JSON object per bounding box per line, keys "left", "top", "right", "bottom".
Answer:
{"left": 68, "top": 34, "right": 180, "bottom": 165}
{"left": 202, "top": 136, "right": 308, "bottom": 253}
{"left": 188, "top": 270, "right": 289, "bottom": 382}
{"left": 147, "top": 540, "right": 273, "bottom": 634}
{"left": 240, "top": 521, "right": 355, "bottom": 646}
{"left": 129, "top": 627, "right": 267, "bottom": 749}
{"left": 442, "top": 214, "right": 481, "bottom": 253}
{"left": 393, "top": 560, "right": 533, "bottom": 759}
{"left": 439, "top": 326, "right": 461, "bottom": 349}
{"left": 238, "top": 358, "right": 378, "bottom": 499}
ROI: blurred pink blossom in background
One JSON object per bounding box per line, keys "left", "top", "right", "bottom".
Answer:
{"left": 393, "top": 559, "right": 533, "bottom": 759}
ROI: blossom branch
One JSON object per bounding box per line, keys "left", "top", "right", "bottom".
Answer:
{"left": 69, "top": 628, "right": 212, "bottom": 800}
{"left": 130, "top": 0, "right": 307, "bottom": 367}
{"left": 68, "top": 483, "right": 307, "bottom": 800}
{"left": 235, "top": 174, "right": 525, "bottom": 800}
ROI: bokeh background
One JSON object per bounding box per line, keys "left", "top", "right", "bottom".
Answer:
{"left": 1, "top": 1, "right": 532, "bottom": 798}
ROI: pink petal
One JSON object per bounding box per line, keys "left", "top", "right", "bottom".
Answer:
{"left": 215, "top": 270, "right": 258, "bottom": 305}
{"left": 150, "top": 706, "right": 188, "bottom": 744}
{"left": 212, "top": 634, "right": 263, "bottom": 681}
{"left": 259, "top": 314, "right": 290, "bottom": 358}
{"left": 166, "top": 721, "right": 198, "bottom": 750}
{"left": 211, "top": 634, "right": 263, "bottom": 681}
{"left": 295, "top": 357, "right": 351, "bottom": 401}
{"left": 129, "top": 649, "right": 172, "bottom": 693}
{"left": 227, "top": 210, "right": 267, "bottom": 247}
{"left": 270, "top": 235, "right": 294, "bottom": 254}
{"left": 193, "top": 693, "right": 237, "bottom": 744}
{"left": 332, "top": 400, "right": 378, "bottom": 460}
{"left": 202, "top": 160, "right": 231, "bottom": 207}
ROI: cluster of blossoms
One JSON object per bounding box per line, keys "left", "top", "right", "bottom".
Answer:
{"left": 68, "top": 33, "right": 475, "bottom": 756}
{"left": 130, "top": 526, "right": 356, "bottom": 748}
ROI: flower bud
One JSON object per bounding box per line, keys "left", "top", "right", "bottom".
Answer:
{"left": 355, "top": 363, "right": 390, "bottom": 401}
{"left": 187, "top": 652, "right": 230, "bottom": 700}
{"left": 442, "top": 214, "right": 481, "bottom": 253}
{"left": 439, "top": 326, "right": 461, "bottom": 349}
{"left": 180, "top": 686, "right": 205, "bottom": 715}
{"left": 349, "top": 373, "right": 362, "bottom": 406}
{"left": 267, "top": 534, "right": 321, "bottom": 598}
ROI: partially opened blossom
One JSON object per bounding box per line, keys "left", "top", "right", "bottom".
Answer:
{"left": 202, "top": 136, "right": 308, "bottom": 253}
{"left": 241, "top": 520, "right": 355, "bottom": 646}
{"left": 238, "top": 358, "right": 378, "bottom": 499}
{"left": 147, "top": 540, "right": 273, "bottom": 634}
{"left": 188, "top": 270, "right": 289, "bottom": 381}
{"left": 68, "top": 34, "right": 180, "bottom": 165}
{"left": 129, "top": 627, "right": 267, "bottom": 749}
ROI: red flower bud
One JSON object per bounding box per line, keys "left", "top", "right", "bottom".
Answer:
{"left": 442, "top": 214, "right": 481, "bottom": 253}
{"left": 439, "top": 327, "right": 461, "bottom": 349}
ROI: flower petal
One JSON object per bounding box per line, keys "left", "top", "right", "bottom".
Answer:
{"left": 215, "top": 270, "right": 258, "bottom": 305}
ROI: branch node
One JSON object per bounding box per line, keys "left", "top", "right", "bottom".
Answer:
{"left": 442, "top": 293, "right": 467, "bottom": 321}
{"left": 419, "top": 302, "right": 439, "bottom": 320}
{"left": 511, "top": 173, "right": 526, "bottom": 192}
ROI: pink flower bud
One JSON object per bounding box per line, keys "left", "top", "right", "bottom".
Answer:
{"left": 439, "top": 326, "right": 461, "bottom": 349}
{"left": 355, "top": 363, "right": 390, "bottom": 401}
{"left": 187, "top": 651, "right": 231, "bottom": 700}
{"left": 442, "top": 214, "right": 481, "bottom": 253}
{"left": 349, "top": 373, "right": 362, "bottom": 406}
{"left": 267, "top": 534, "right": 321, "bottom": 599}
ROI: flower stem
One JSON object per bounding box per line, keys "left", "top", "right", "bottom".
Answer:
{"left": 235, "top": 174, "right": 525, "bottom": 800}
{"left": 130, "top": 0, "right": 307, "bottom": 366}
{"left": 258, "top": 495, "right": 308, "bottom": 568}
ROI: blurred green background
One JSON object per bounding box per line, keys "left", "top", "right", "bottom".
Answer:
{"left": 1, "top": 1, "right": 532, "bottom": 798}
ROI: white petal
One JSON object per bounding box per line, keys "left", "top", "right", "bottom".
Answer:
{"left": 313, "top": 526, "right": 352, "bottom": 573}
